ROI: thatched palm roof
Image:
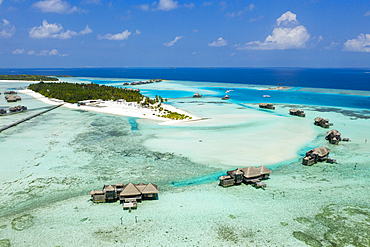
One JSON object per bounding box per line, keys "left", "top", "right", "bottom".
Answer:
{"left": 135, "top": 183, "right": 147, "bottom": 193}
{"left": 120, "top": 183, "right": 141, "bottom": 197}
{"left": 103, "top": 185, "right": 115, "bottom": 192}
{"left": 241, "top": 167, "right": 261, "bottom": 178}
{"left": 142, "top": 183, "right": 159, "bottom": 194}
{"left": 312, "top": 146, "right": 331, "bottom": 156}
{"left": 89, "top": 190, "right": 95, "bottom": 195}
{"left": 257, "top": 165, "right": 272, "bottom": 175}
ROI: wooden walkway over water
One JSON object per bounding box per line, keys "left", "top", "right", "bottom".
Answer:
{"left": 0, "top": 104, "right": 64, "bottom": 133}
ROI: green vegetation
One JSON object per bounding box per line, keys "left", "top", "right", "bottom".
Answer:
{"left": 0, "top": 74, "right": 58, "bottom": 81}
{"left": 28, "top": 81, "right": 192, "bottom": 120}
{"left": 29, "top": 82, "right": 145, "bottom": 103}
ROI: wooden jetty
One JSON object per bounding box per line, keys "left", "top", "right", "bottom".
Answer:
{"left": 0, "top": 104, "right": 64, "bottom": 133}
{"left": 219, "top": 166, "right": 272, "bottom": 189}
{"left": 302, "top": 146, "right": 332, "bottom": 165}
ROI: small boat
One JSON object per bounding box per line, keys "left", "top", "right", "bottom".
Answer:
{"left": 221, "top": 95, "right": 230, "bottom": 100}
{"left": 193, "top": 93, "right": 202, "bottom": 98}
{"left": 225, "top": 90, "right": 234, "bottom": 93}
{"left": 263, "top": 95, "right": 271, "bottom": 98}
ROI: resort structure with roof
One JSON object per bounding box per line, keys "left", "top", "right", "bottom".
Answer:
{"left": 259, "top": 103, "right": 275, "bottom": 110}
{"left": 289, "top": 108, "right": 306, "bottom": 117}
{"left": 89, "top": 182, "right": 159, "bottom": 211}
{"left": 326, "top": 129, "right": 350, "bottom": 144}
{"left": 302, "top": 146, "right": 333, "bottom": 165}
{"left": 219, "top": 166, "right": 272, "bottom": 189}
{"left": 314, "top": 117, "right": 333, "bottom": 128}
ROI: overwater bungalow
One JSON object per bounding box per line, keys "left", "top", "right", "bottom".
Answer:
{"left": 4, "top": 91, "right": 17, "bottom": 94}
{"left": 221, "top": 95, "right": 230, "bottom": 100}
{"left": 289, "top": 108, "right": 306, "bottom": 117}
{"left": 90, "top": 182, "right": 159, "bottom": 209}
{"left": 219, "top": 166, "right": 272, "bottom": 189}
{"left": 259, "top": 103, "right": 275, "bottom": 110}
{"left": 314, "top": 117, "right": 333, "bottom": 128}
{"left": 9, "top": 105, "right": 27, "bottom": 113}
{"left": 326, "top": 129, "right": 350, "bottom": 144}
{"left": 302, "top": 146, "right": 331, "bottom": 165}
{"left": 0, "top": 109, "right": 7, "bottom": 115}
{"left": 193, "top": 93, "right": 202, "bottom": 98}
{"left": 5, "top": 94, "right": 21, "bottom": 102}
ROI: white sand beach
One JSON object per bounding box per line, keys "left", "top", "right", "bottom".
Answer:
{"left": 18, "top": 89, "right": 200, "bottom": 124}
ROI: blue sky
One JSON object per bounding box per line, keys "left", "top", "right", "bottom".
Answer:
{"left": 0, "top": 0, "right": 369, "bottom": 68}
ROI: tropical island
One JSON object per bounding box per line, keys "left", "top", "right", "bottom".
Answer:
{"left": 27, "top": 81, "right": 193, "bottom": 121}
{"left": 0, "top": 74, "right": 58, "bottom": 81}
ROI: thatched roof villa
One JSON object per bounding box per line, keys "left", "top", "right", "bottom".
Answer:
{"left": 314, "top": 117, "right": 333, "bottom": 128}
{"left": 289, "top": 108, "right": 306, "bottom": 117}
{"left": 90, "top": 182, "right": 159, "bottom": 210}
{"left": 326, "top": 129, "right": 350, "bottom": 144}
{"left": 259, "top": 103, "right": 275, "bottom": 110}
{"left": 219, "top": 166, "right": 272, "bottom": 189}
{"left": 302, "top": 146, "right": 332, "bottom": 165}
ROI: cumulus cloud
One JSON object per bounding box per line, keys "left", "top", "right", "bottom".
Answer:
{"left": 238, "top": 11, "right": 310, "bottom": 50}
{"left": 163, "top": 36, "right": 183, "bottom": 46}
{"left": 0, "top": 19, "right": 16, "bottom": 38}
{"left": 343, "top": 33, "right": 370, "bottom": 52}
{"left": 0, "top": 0, "right": 2, "bottom": 5}
{"left": 32, "top": 0, "right": 83, "bottom": 14}
{"left": 27, "top": 49, "right": 64, "bottom": 56}
{"left": 98, "top": 30, "right": 131, "bottom": 40}
{"left": 28, "top": 50, "right": 36, "bottom": 55}
{"left": 208, "top": 37, "right": 227, "bottom": 47}
{"left": 29, "top": 20, "right": 92, "bottom": 39}
{"left": 13, "top": 49, "right": 25, "bottom": 54}
{"left": 364, "top": 11, "right": 370, "bottom": 16}
{"left": 157, "top": 0, "right": 179, "bottom": 11}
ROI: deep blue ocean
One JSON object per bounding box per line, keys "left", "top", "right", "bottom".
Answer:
{"left": 1, "top": 67, "right": 370, "bottom": 91}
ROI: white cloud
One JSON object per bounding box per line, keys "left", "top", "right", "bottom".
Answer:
{"left": 276, "top": 11, "right": 297, "bottom": 26}
{"left": 37, "top": 49, "right": 60, "bottom": 56}
{"left": 364, "top": 11, "right": 370, "bottom": 16}
{"left": 238, "top": 11, "right": 310, "bottom": 50}
{"left": 193, "top": 29, "right": 198, "bottom": 32}
{"left": 203, "top": 1, "right": 212, "bottom": 6}
{"left": 134, "top": 29, "right": 141, "bottom": 35}
{"left": 192, "top": 52, "right": 196, "bottom": 54}
{"left": 208, "top": 37, "right": 227, "bottom": 47}
{"left": 13, "top": 49, "right": 25, "bottom": 54}
{"left": 98, "top": 30, "right": 131, "bottom": 40}
{"left": 249, "top": 4, "right": 255, "bottom": 11}
{"left": 29, "top": 20, "right": 91, "bottom": 39}
{"left": 79, "top": 25, "right": 92, "bottom": 35}
{"left": 0, "top": 0, "right": 3, "bottom": 5}
{"left": 230, "top": 52, "right": 235, "bottom": 56}
{"left": 0, "top": 19, "right": 16, "bottom": 38}
{"left": 157, "top": 0, "right": 179, "bottom": 11}
{"left": 184, "top": 3, "right": 195, "bottom": 9}
{"left": 32, "top": 0, "right": 81, "bottom": 14}
{"left": 163, "top": 36, "right": 183, "bottom": 46}
{"left": 140, "top": 4, "right": 149, "bottom": 11}
{"left": 343, "top": 33, "right": 370, "bottom": 52}
{"left": 323, "top": 42, "right": 339, "bottom": 51}
{"left": 317, "top": 35, "right": 324, "bottom": 43}
{"left": 28, "top": 50, "right": 36, "bottom": 55}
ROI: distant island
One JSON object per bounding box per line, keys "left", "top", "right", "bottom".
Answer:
{"left": 28, "top": 81, "right": 192, "bottom": 120}
{"left": 0, "top": 74, "right": 59, "bottom": 81}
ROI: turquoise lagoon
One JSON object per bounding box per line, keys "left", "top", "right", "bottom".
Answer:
{"left": 0, "top": 78, "right": 370, "bottom": 246}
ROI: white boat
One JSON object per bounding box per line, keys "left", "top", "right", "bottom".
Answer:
{"left": 263, "top": 95, "right": 271, "bottom": 98}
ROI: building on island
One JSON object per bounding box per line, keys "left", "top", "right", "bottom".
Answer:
{"left": 219, "top": 166, "right": 272, "bottom": 189}
{"left": 193, "top": 93, "right": 202, "bottom": 98}
{"left": 289, "top": 108, "right": 306, "bottom": 117}
{"left": 325, "top": 129, "right": 350, "bottom": 144}
{"left": 302, "top": 146, "right": 332, "bottom": 165}
{"left": 221, "top": 95, "right": 230, "bottom": 100}
{"left": 90, "top": 182, "right": 159, "bottom": 210}
{"left": 259, "top": 103, "right": 275, "bottom": 110}
{"left": 314, "top": 117, "right": 333, "bottom": 128}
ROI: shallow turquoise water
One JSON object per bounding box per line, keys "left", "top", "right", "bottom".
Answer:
{"left": 0, "top": 79, "right": 370, "bottom": 246}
